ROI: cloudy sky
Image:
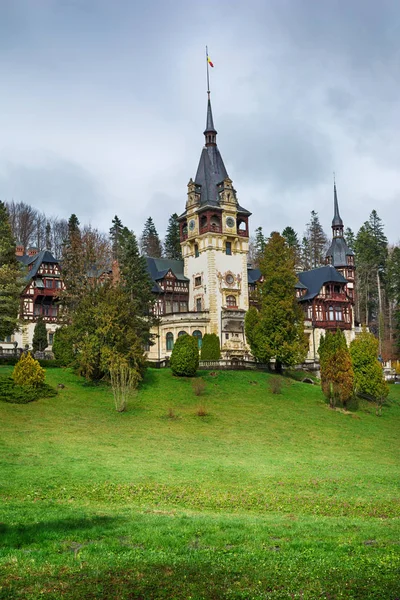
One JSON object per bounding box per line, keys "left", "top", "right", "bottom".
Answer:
{"left": 1, "top": 0, "right": 400, "bottom": 243}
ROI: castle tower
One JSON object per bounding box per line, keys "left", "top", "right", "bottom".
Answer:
{"left": 178, "top": 95, "right": 251, "bottom": 355}
{"left": 325, "top": 180, "right": 355, "bottom": 302}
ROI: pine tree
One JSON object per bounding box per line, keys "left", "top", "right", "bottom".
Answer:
{"left": 299, "top": 236, "right": 312, "bottom": 271}
{"left": 109, "top": 215, "right": 124, "bottom": 261}
{"left": 386, "top": 246, "right": 400, "bottom": 357}
{"left": 253, "top": 226, "right": 266, "bottom": 267}
{"left": 304, "top": 210, "right": 328, "bottom": 268}
{"left": 140, "top": 217, "right": 163, "bottom": 258}
{"left": 45, "top": 221, "right": 52, "bottom": 251}
{"left": 0, "top": 201, "right": 22, "bottom": 340}
{"left": 164, "top": 213, "right": 182, "bottom": 260}
{"left": 319, "top": 330, "right": 354, "bottom": 408}
{"left": 32, "top": 317, "right": 48, "bottom": 352}
{"left": 245, "top": 232, "right": 306, "bottom": 372}
{"left": 282, "top": 226, "right": 301, "bottom": 269}
{"left": 344, "top": 227, "right": 355, "bottom": 251}
{"left": 60, "top": 214, "right": 85, "bottom": 312}
{"left": 119, "top": 227, "right": 157, "bottom": 347}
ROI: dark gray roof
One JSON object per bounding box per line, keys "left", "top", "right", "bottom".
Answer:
{"left": 145, "top": 257, "right": 189, "bottom": 288}
{"left": 297, "top": 265, "right": 347, "bottom": 301}
{"left": 332, "top": 183, "right": 343, "bottom": 227}
{"left": 17, "top": 250, "right": 59, "bottom": 281}
{"left": 204, "top": 98, "right": 216, "bottom": 134}
{"left": 326, "top": 236, "right": 354, "bottom": 267}
{"left": 247, "top": 268, "right": 261, "bottom": 284}
{"left": 195, "top": 145, "right": 229, "bottom": 207}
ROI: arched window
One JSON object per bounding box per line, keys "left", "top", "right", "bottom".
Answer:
{"left": 178, "top": 330, "right": 187, "bottom": 337}
{"left": 192, "top": 330, "right": 202, "bottom": 348}
{"left": 328, "top": 306, "right": 335, "bottom": 321}
{"left": 166, "top": 332, "right": 174, "bottom": 351}
{"left": 226, "top": 295, "right": 237, "bottom": 307}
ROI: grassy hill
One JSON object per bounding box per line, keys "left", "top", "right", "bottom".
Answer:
{"left": 1, "top": 366, "right": 399, "bottom": 599}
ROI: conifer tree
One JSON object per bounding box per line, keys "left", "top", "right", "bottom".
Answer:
{"left": 164, "top": 213, "right": 182, "bottom": 260}
{"left": 32, "top": 317, "right": 48, "bottom": 352}
{"left": 319, "top": 330, "right": 354, "bottom": 408}
{"left": 245, "top": 232, "right": 306, "bottom": 372}
{"left": 282, "top": 226, "right": 301, "bottom": 269}
{"left": 387, "top": 246, "right": 400, "bottom": 356}
{"left": 344, "top": 227, "right": 355, "bottom": 251}
{"left": 253, "top": 226, "right": 266, "bottom": 267}
{"left": 304, "top": 210, "right": 328, "bottom": 268}
{"left": 140, "top": 217, "right": 163, "bottom": 258}
{"left": 45, "top": 221, "right": 52, "bottom": 251}
{"left": 109, "top": 215, "right": 124, "bottom": 261}
{"left": 0, "top": 201, "right": 22, "bottom": 340}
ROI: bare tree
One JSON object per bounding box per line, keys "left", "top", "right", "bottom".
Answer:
{"left": 6, "top": 201, "right": 38, "bottom": 249}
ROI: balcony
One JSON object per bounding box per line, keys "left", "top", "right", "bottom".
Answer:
{"left": 315, "top": 319, "right": 352, "bottom": 330}
{"left": 319, "top": 292, "right": 347, "bottom": 301}
{"left": 200, "top": 224, "right": 222, "bottom": 235}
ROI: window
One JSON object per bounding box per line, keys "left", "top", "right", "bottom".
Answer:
{"left": 192, "top": 330, "right": 202, "bottom": 348}
{"left": 335, "top": 307, "right": 343, "bottom": 321}
{"left": 194, "top": 244, "right": 199, "bottom": 258}
{"left": 178, "top": 331, "right": 187, "bottom": 337}
{"left": 166, "top": 332, "right": 174, "bottom": 351}
{"left": 165, "top": 300, "right": 172, "bottom": 314}
{"left": 1, "top": 335, "right": 11, "bottom": 343}
{"left": 225, "top": 333, "right": 229, "bottom": 340}
{"left": 226, "top": 295, "right": 236, "bottom": 307}
{"left": 48, "top": 333, "right": 54, "bottom": 345}
{"left": 173, "top": 301, "right": 179, "bottom": 313}
{"left": 180, "top": 301, "right": 188, "bottom": 312}
{"left": 55, "top": 280, "right": 62, "bottom": 289}
{"left": 195, "top": 276, "right": 202, "bottom": 287}
{"left": 46, "top": 279, "right": 53, "bottom": 288}
{"left": 328, "top": 306, "right": 334, "bottom": 321}
{"left": 225, "top": 241, "right": 232, "bottom": 255}
{"left": 196, "top": 297, "right": 202, "bottom": 312}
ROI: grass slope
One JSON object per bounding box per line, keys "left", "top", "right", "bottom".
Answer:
{"left": 1, "top": 367, "right": 399, "bottom": 599}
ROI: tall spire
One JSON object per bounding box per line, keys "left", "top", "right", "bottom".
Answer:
{"left": 332, "top": 176, "right": 343, "bottom": 237}
{"left": 204, "top": 98, "right": 217, "bottom": 146}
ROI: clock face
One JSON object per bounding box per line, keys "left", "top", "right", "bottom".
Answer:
{"left": 226, "top": 217, "right": 235, "bottom": 228}
{"left": 226, "top": 273, "right": 234, "bottom": 285}
{"left": 189, "top": 219, "right": 195, "bottom": 231}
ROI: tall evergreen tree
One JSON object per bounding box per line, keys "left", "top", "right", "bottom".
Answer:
{"left": 32, "top": 317, "right": 48, "bottom": 352}
{"left": 45, "top": 221, "right": 52, "bottom": 251}
{"left": 344, "top": 227, "right": 355, "bottom": 251}
{"left": 109, "top": 215, "right": 124, "bottom": 261}
{"left": 140, "top": 217, "right": 163, "bottom": 258}
{"left": 0, "top": 201, "right": 22, "bottom": 340}
{"left": 119, "top": 227, "right": 157, "bottom": 347}
{"left": 304, "top": 210, "right": 328, "bottom": 269}
{"left": 253, "top": 226, "right": 266, "bottom": 267}
{"left": 299, "top": 236, "right": 312, "bottom": 271}
{"left": 387, "top": 246, "right": 400, "bottom": 357}
{"left": 244, "top": 232, "right": 306, "bottom": 372}
{"left": 354, "top": 210, "right": 388, "bottom": 349}
{"left": 282, "top": 226, "right": 301, "bottom": 269}
{"left": 164, "top": 213, "right": 182, "bottom": 260}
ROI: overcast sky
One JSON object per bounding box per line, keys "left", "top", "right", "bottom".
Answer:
{"left": 1, "top": 0, "right": 400, "bottom": 243}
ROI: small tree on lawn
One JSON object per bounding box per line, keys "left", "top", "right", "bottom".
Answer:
{"left": 200, "top": 333, "right": 221, "bottom": 360}
{"left": 52, "top": 326, "right": 76, "bottom": 366}
{"left": 350, "top": 329, "right": 389, "bottom": 414}
{"left": 170, "top": 334, "right": 199, "bottom": 377}
{"left": 319, "top": 330, "right": 354, "bottom": 408}
{"left": 32, "top": 318, "right": 48, "bottom": 352}
{"left": 13, "top": 352, "right": 45, "bottom": 388}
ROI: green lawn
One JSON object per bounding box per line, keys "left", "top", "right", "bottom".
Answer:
{"left": 1, "top": 367, "right": 399, "bottom": 599}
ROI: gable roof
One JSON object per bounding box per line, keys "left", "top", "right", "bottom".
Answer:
{"left": 297, "top": 265, "right": 347, "bottom": 301}
{"left": 145, "top": 257, "right": 189, "bottom": 287}
{"left": 17, "top": 250, "right": 59, "bottom": 282}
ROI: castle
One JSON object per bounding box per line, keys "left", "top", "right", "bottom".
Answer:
{"left": 145, "top": 95, "right": 356, "bottom": 363}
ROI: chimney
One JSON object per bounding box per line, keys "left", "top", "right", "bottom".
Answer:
{"left": 27, "top": 247, "right": 38, "bottom": 257}
{"left": 16, "top": 244, "right": 25, "bottom": 257}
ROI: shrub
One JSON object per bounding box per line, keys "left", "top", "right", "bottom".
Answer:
{"left": 52, "top": 326, "right": 76, "bottom": 367}
{"left": 319, "top": 330, "right": 354, "bottom": 408}
{"left": 109, "top": 360, "right": 140, "bottom": 412}
{"left": 0, "top": 376, "right": 57, "bottom": 404}
{"left": 200, "top": 334, "right": 221, "bottom": 360}
{"left": 269, "top": 376, "right": 283, "bottom": 394}
{"left": 32, "top": 317, "right": 48, "bottom": 352}
{"left": 350, "top": 330, "right": 389, "bottom": 407}
{"left": 170, "top": 334, "right": 199, "bottom": 377}
{"left": 12, "top": 352, "right": 45, "bottom": 388}
{"left": 196, "top": 404, "right": 208, "bottom": 417}
{"left": 192, "top": 378, "right": 206, "bottom": 396}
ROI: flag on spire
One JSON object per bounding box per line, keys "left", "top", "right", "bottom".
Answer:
{"left": 207, "top": 55, "right": 214, "bottom": 68}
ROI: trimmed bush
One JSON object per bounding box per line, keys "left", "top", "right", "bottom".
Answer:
{"left": 32, "top": 317, "right": 48, "bottom": 352}
{"left": 13, "top": 352, "right": 45, "bottom": 388}
{"left": 200, "top": 333, "right": 221, "bottom": 361}
{"left": 52, "top": 326, "right": 76, "bottom": 367}
{"left": 170, "top": 334, "right": 199, "bottom": 377}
